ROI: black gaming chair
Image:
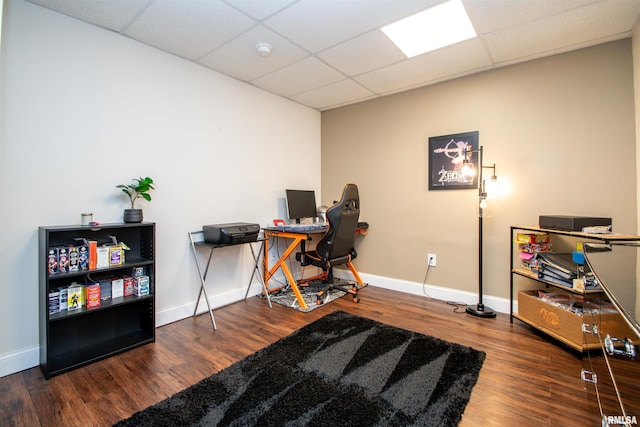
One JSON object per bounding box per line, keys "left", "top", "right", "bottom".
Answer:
{"left": 298, "top": 183, "right": 364, "bottom": 304}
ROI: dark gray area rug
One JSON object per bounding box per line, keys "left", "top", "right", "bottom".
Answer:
{"left": 114, "top": 311, "right": 485, "bottom": 427}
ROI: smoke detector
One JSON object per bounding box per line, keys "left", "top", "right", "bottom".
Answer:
{"left": 256, "top": 43, "right": 272, "bottom": 57}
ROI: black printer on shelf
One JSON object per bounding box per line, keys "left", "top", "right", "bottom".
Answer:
{"left": 539, "top": 215, "right": 611, "bottom": 232}
{"left": 203, "top": 222, "right": 260, "bottom": 245}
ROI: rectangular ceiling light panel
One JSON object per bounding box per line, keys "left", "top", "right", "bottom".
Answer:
{"left": 382, "top": 0, "right": 477, "bottom": 58}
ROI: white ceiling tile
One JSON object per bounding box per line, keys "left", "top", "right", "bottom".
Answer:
{"left": 464, "top": 0, "right": 601, "bottom": 34}
{"left": 291, "top": 79, "right": 376, "bottom": 110}
{"left": 198, "top": 26, "right": 308, "bottom": 81}
{"left": 484, "top": 0, "right": 640, "bottom": 63}
{"left": 318, "top": 30, "right": 406, "bottom": 77}
{"left": 356, "top": 38, "right": 492, "bottom": 95}
{"left": 251, "top": 56, "right": 345, "bottom": 97}
{"left": 25, "top": 0, "right": 148, "bottom": 31}
{"left": 124, "top": 0, "right": 256, "bottom": 60}
{"left": 264, "top": 0, "right": 442, "bottom": 53}
{"left": 223, "top": 0, "right": 298, "bottom": 20}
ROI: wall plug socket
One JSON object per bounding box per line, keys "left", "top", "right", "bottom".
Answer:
{"left": 428, "top": 253, "right": 436, "bottom": 267}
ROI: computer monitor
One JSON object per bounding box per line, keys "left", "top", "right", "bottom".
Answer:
{"left": 285, "top": 189, "right": 317, "bottom": 223}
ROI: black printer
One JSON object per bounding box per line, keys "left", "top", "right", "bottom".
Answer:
{"left": 202, "top": 222, "right": 260, "bottom": 245}
{"left": 539, "top": 215, "right": 611, "bottom": 232}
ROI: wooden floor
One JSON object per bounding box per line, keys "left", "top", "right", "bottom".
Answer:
{"left": 0, "top": 286, "right": 611, "bottom": 426}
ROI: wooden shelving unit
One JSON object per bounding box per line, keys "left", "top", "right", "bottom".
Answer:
{"left": 509, "top": 225, "right": 639, "bottom": 352}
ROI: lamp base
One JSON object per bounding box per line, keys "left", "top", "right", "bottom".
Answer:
{"left": 466, "top": 303, "right": 496, "bottom": 318}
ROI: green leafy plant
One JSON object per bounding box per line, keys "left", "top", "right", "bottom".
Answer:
{"left": 116, "top": 177, "right": 155, "bottom": 209}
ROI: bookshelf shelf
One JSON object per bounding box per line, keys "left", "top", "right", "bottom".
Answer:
{"left": 511, "top": 267, "right": 603, "bottom": 294}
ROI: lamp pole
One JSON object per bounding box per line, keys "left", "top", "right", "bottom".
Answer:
{"left": 466, "top": 145, "right": 497, "bottom": 318}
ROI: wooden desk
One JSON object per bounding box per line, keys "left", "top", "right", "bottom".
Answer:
{"left": 262, "top": 227, "right": 326, "bottom": 310}
{"left": 188, "top": 231, "right": 271, "bottom": 330}
{"left": 262, "top": 224, "right": 368, "bottom": 309}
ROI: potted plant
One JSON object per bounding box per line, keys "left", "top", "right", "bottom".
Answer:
{"left": 116, "top": 177, "right": 155, "bottom": 223}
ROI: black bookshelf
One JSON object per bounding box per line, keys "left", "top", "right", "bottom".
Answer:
{"left": 39, "top": 222, "right": 155, "bottom": 379}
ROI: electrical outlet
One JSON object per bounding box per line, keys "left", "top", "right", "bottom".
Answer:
{"left": 428, "top": 253, "right": 436, "bottom": 267}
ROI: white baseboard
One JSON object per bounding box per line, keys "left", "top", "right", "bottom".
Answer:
{"left": 0, "top": 346, "right": 39, "bottom": 378}
{"left": 156, "top": 284, "right": 265, "bottom": 327}
{"left": 334, "top": 270, "right": 513, "bottom": 315}
{"left": 1, "top": 278, "right": 511, "bottom": 378}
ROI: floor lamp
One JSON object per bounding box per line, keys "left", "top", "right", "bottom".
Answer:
{"left": 462, "top": 145, "right": 497, "bottom": 318}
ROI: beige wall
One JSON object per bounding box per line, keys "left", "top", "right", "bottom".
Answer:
{"left": 321, "top": 40, "right": 636, "bottom": 301}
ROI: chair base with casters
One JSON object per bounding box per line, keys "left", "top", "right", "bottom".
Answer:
{"left": 296, "top": 252, "right": 364, "bottom": 305}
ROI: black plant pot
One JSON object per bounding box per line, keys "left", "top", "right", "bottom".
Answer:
{"left": 123, "top": 208, "right": 143, "bottom": 223}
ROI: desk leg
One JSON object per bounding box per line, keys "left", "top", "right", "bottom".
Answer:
{"left": 188, "top": 232, "right": 217, "bottom": 330}
{"left": 245, "top": 241, "right": 272, "bottom": 308}
{"left": 264, "top": 234, "right": 308, "bottom": 310}
{"left": 280, "top": 262, "right": 306, "bottom": 310}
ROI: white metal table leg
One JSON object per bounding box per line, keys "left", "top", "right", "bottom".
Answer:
{"left": 188, "top": 231, "right": 217, "bottom": 330}
{"left": 245, "top": 240, "right": 271, "bottom": 308}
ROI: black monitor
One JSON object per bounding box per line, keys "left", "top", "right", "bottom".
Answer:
{"left": 285, "top": 189, "right": 317, "bottom": 223}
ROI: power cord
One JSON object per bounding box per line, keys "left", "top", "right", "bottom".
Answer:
{"left": 423, "top": 260, "right": 468, "bottom": 314}
{"left": 422, "top": 265, "right": 432, "bottom": 298}
{"left": 446, "top": 301, "right": 468, "bottom": 313}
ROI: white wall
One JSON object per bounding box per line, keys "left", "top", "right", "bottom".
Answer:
{"left": 0, "top": 0, "right": 320, "bottom": 377}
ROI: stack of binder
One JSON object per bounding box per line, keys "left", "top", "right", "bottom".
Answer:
{"left": 535, "top": 253, "right": 599, "bottom": 289}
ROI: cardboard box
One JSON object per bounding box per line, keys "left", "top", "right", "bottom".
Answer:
{"left": 132, "top": 266, "right": 146, "bottom": 277}
{"left": 134, "top": 276, "right": 150, "bottom": 296}
{"left": 123, "top": 276, "right": 134, "bottom": 296}
{"left": 67, "top": 283, "right": 83, "bottom": 311}
{"left": 109, "top": 245, "right": 123, "bottom": 267}
{"left": 99, "top": 279, "right": 112, "bottom": 301}
{"left": 85, "top": 283, "right": 101, "bottom": 309}
{"left": 58, "top": 286, "right": 68, "bottom": 311}
{"left": 48, "top": 291, "right": 60, "bottom": 314}
{"left": 111, "top": 277, "right": 124, "bottom": 299}
{"left": 68, "top": 246, "right": 79, "bottom": 271}
{"left": 58, "top": 247, "right": 69, "bottom": 273}
{"left": 47, "top": 247, "right": 59, "bottom": 274}
{"left": 88, "top": 241, "right": 97, "bottom": 270}
{"left": 516, "top": 232, "right": 549, "bottom": 245}
{"left": 78, "top": 245, "right": 89, "bottom": 270}
{"left": 517, "top": 290, "right": 636, "bottom": 347}
{"left": 96, "top": 246, "right": 110, "bottom": 269}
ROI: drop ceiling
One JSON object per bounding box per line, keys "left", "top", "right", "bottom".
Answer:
{"left": 24, "top": 0, "right": 640, "bottom": 111}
